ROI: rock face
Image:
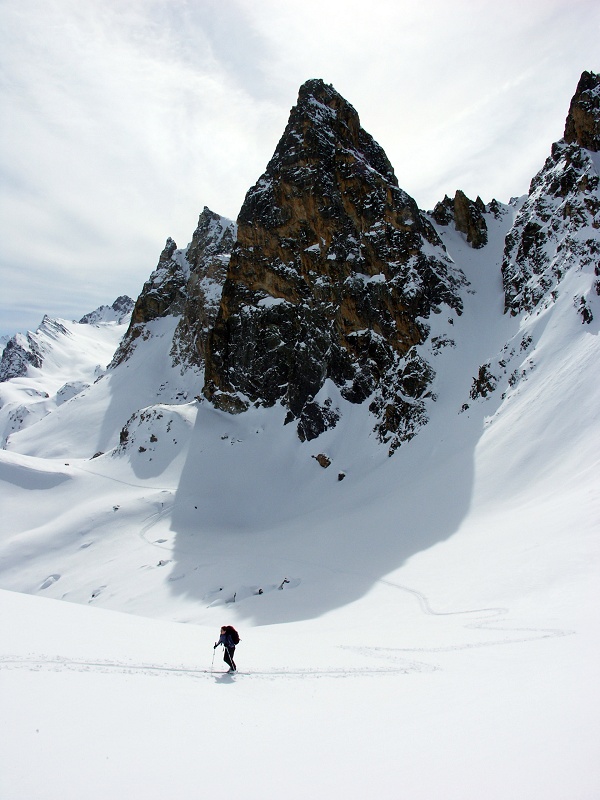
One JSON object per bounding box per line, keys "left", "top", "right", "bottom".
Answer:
{"left": 432, "top": 191, "right": 488, "bottom": 248}
{"left": 171, "top": 208, "right": 237, "bottom": 370}
{"left": 502, "top": 71, "right": 600, "bottom": 316}
{"left": 0, "top": 317, "right": 69, "bottom": 382}
{"left": 111, "top": 209, "right": 235, "bottom": 369}
{"left": 564, "top": 70, "right": 600, "bottom": 152}
{"left": 110, "top": 238, "right": 187, "bottom": 367}
{"left": 203, "top": 79, "right": 465, "bottom": 450}
{"left": 0, "top": 334, "right": 43, "bottom": 382}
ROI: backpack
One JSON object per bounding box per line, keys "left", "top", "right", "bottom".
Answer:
{"left": 225, "top": 625, "right": 240, "bottom": 645}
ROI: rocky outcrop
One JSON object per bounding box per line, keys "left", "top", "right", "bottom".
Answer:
{"left": 0, "top": 317, "right": 69, "bottom": 382}
{"left": 432, "top": 191, "right": 488, "bottom": 248}
{"left": 0, "top": 335, "right": 43, "bottom": 382}
{"left": 111, "top": 210, "right": 235, "bottom": 370}
{"left": 171, "top": 208, "right": 237, "bottom": 370}
{"left": 564, "top": 70, "right": 600, "bottom": 152}
{"left": 110, "top": 239, "right": 187, "bottom": 366}
{"left": 502, "top": 71, "right": 600, "bottom": 316}
{"left": 203, "top": 79, "right": 466, "bottom": 451}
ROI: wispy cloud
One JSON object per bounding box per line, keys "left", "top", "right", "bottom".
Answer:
{"left": 1, "top": 0, "right": 598, "bottom": 336}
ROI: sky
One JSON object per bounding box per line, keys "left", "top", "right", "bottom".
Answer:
{"left": 1, "top": 0, "right": 599, "bottom": 338}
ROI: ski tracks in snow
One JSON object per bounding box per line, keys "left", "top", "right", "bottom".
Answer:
{"left": 363, "top": 576, "right": 576, "bottom": 655}
{"left": 0, "top": 653, "right": 435, "bottom": 681}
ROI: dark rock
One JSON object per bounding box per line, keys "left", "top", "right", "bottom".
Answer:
{"left": 503, "top": 72, "right": 600, "bottom": 315}
{"left": 171, "top": 208, "right": 236, "bottom": 369}
{"left": 432, "top": 191, "right": 488, "bottom": 248}
{"left": 298, "top": 400, "right": 340, "bottom": 442}
{"left": 203, "top": 79, "right": 465, "bottom": 452}
{"left": 0, "top": 335, "right": 43, "bottom": 381}
{"left": 432, "top": 195, "right": 454, "bottom": 226}
{"left": 453, "top": 190, "right": 488, "bottom": 249}
{"left": 470, "top": 364, "right": 498, "bottom": 399}
{"left": 564, "top": 71, "right": 600, "bottom": 152}
{"left": 111, "top": 210, "right": 235, "bottom": 371}
{"left": 110, "top": 238, "right": 187, "bottom": 366}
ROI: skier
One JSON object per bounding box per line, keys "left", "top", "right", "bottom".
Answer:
{"left": 214, "top": 625, "right": 239, "bottom": 673}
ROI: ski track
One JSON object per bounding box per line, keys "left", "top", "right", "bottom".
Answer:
{"left": 370, "top": 577, "right": 576, "bottom": 652}
{"left": 69, "top": 461, "right": 175, "bottom": 493}
{"left": 0, "top": 653, "right": 435, "bottom": 679}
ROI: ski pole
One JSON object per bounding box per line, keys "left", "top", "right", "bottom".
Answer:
{"left": 211, "top": 644, "right": 217, "bottom": 674}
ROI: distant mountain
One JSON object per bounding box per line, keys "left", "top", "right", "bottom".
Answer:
{"left": 0, "top": 298, "right": 133, "bottom": 383}
{"left": 0, "top": 325, "right": 45, "bottom": 383}
{"left": 0, "top": 312, "right": 129, "bottom": 448}
{"left": 79, "top": 296, "right": 134, "bottom": 325}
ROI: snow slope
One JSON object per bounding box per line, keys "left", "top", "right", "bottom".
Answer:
{"left": 1, "top": 204, "right": 599, "bottom": 798}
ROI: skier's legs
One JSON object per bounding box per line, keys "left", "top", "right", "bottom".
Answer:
{"left": 224, "top": 647, "right": 236, "bottom": 671}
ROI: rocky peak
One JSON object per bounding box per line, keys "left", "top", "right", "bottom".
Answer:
{"left": 0, "top": 333, "right": 43, "bottom": 382}
{"left": 564, "top": 70, "right": 600, "bottom": 152}
{"left": 110, "top": 237, "right": 188, "bottom": 367}
{"left": 432, "top": 190, "right": 488, "bottom": 248}
{"left": 185, "top": 207, "right": 237, "bottom": 274}
{"left": 130, "top": 237, "right": 187, "bottom": 326}
{"left": 79, "top": 296, "right": 134, "bottom": 325}
{"left": 203, "top": 79, "right": 465, "bottom": 451}
{"left": 110, "top": 210, "right": 235, "bottom": 371}
{"left": 0, "top": 317, "right": 70, "bottom": 382}
{"left": 170, "top": 208, "right": 237, "bottom": 370}
{"left": 502, "top": 71, "right": 600, "bottom": 316}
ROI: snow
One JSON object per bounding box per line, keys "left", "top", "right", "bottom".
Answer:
{"left": 1, "top": 205, "right": 600, "bottom": 799}
{"left": 257, "top": 295, "right": 287, "bottom": 308}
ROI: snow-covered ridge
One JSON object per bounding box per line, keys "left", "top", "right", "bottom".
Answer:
{"left": 0, "top": 312, "right": 130, "bottom": 448}
{"left": 79, "top": 295, "right": 134, "bottom": 325}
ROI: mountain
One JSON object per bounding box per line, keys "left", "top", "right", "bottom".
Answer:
{"left": 78, "top": 295, "right": 134, "bottom": 326}
{"left": 0, "top": 72, "right": 599, "bottom": 800}
{"left": 0, "top": 298, "right": 134, "bottom": 384}
{"left": 0, "top": 306, "right": 133, "bottom": 448}
{"left": 203, "top": 79, "right": 466, "bottom": 451}
{"left": 0, "top": 67, "right": 597, "bottom": 599}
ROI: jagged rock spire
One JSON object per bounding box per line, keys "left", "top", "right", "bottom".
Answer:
{"left": 111, "top": 209, "right": 235, "bottom": 370}
{"left": 170, "top": 208, "right": 237, "bottom": 369}
{"left": 432, "top": 190, "right": 488, "bottom": 249}
{"left": 204, "top": 78, "right": 465, "bottom": 450}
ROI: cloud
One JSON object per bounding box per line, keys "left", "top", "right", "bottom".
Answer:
{"left": 1, "top": 0, "right": 599, "bottom": 336}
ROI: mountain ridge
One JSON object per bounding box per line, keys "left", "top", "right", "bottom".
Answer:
{"left": 2, "top": 72, "right": 599, "bottom": 463}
